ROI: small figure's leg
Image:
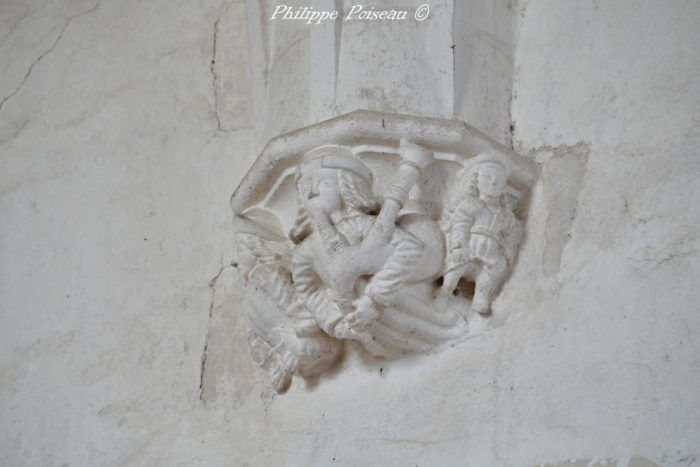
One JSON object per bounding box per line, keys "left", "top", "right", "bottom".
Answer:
{"left": 440, "top": 268, "right": 465, "bottom": 297}
{"left": 434, "top": 263, "right": 472, "bottom": 313}
{"left": 440, "top": 261, "right": 478, "bottom": 295}
{"left": 472, "top": 256, "right": 507, "bottom": 315}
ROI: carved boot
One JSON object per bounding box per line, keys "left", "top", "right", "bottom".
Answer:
{"left": 434, "top": 286, "right": 455, "bottom": 312}
{"left": 267, "top": 355, "right": 293, "bottom": 393}
{"left": 471, "top": 285, "right": 492, "bottom": 315}
{"left": 471, "top": 298, "right": 490, "bottom": 315}
{"left": 472, "top": 267, "right": 502, "bottom": 315}
{"left": 248, "top": 332, "right": 273, "bottom": 366}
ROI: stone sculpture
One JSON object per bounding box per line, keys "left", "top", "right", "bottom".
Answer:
{"left": 230, "top": 111, "right": 537, "bottom": 392}
{"left": 437, "top": 154, "right": 523, "bottom": 316}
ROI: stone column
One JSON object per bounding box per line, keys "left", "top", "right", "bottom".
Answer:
{"left": 245, "top": 0, "right": 516, "bottom": 149}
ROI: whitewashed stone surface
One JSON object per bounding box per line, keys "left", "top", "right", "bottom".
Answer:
{"left": 1, "top": 1, "right": 699, "bottom": 466}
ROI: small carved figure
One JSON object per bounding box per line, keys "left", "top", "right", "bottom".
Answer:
{"left": 439, "top": 154, "right": 523, "bottom": 315}
{"left": 234, "top": 233, "right": 340, "bottom": 393}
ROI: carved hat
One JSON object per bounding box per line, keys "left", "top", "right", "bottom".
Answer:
{"left": 464, "top": 152, "right": 510, "bottom": 177}
{"left": 297, "top": 145, "right": 372, "bottom": 184}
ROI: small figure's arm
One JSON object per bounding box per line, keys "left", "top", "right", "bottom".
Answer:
{"left": 501, "top": 215, "right": 523, "bottom": 266}
{"left": 440, "top": 203, "right": 476, "bottom": 295}
{"left": 448, "top": 205, "right": 476, "bottom": 253}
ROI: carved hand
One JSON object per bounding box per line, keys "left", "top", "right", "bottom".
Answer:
{"left": 346, "top": 295, "right": 381, "bottom": 328}
{"left": 306, "top": 196, "right": 331, "bottom": 225}
{"left": 306, "top": 196, "right": 350, "bottom": 256}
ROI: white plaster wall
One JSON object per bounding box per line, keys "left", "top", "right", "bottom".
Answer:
{"left": 1, "top": 1, "right": 699, "bottom": 467}
{"left": 504, "top": 0, "right": 700, "bottom": 463}
{"left": 0, "top": 0, "right": 257, "bottom": 465}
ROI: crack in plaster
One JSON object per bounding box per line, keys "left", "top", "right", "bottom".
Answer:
{"left": 198, "top": 262, "right": 234, "bottom": 402}
{"left": 0, "top": 0, "right": 102, "bottom": 113}
{"left": 210, "top": 1, "right": 236, "bottom": 135}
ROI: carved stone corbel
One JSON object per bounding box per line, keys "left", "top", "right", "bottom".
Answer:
{"left": 230, "top": 110, "right": 538, "bottom": 392}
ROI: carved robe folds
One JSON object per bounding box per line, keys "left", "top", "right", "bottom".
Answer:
{"left": 230, "top": 111, "right": 538, "bottom": 392}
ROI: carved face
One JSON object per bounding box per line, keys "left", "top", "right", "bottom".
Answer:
{"left": 477, "top": 164, "right": 507, "bottom": 199}
{"left": 308, "top": 172, "right": 342, "bottom": 215}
